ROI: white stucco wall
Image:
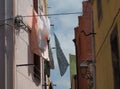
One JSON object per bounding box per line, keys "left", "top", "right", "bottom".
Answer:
{"left": 15, "top": 0, "right": 45, "bottom": 89}
{"left": 15, "top": 29, "right": 43, "bottom": 89}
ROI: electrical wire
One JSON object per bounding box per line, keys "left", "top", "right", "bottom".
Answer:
{"left": 17, "top": 69, "right": 34, "bottom": 82}
{"left": 81, "top": 30, "right": 96, "bottom": 36}
{"left": 0, "top": 23, "right": 14, "bottom": 28}
{"left": 0, "top": 12, "right": 82, "bottom": 22}
{"left": 0, "top": 17, "right": 13, "bottom": 21}
{"left": 16, "top": 69, "right": 42, "bottom": 87}
{"left": 0, "top": 23, "right": 5, "bottom": 27}
{"left": 80, "top": 2, "right": 120, "bottom": 61}
{"left": 95, "top": 8, "right": 120, "bottom": 59}
{"left": 22, "top": 12, "right": 82, "bottom": 17}
{"left": 17, "top": 66, "right": 41, "bottom": 82}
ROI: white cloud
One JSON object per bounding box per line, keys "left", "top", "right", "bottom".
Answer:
{"left": 51, "top": 66, "right": 70, "bottom": 89}
{"left": 48, "top": 0, "right": 83, "bottom": 89}
{"left": 52, "top": 15, "right": 78, "bottom": 60}
{"left": 55, "top": 78, "right": 70, "bottom": 89}
{"left": 48, "top": 0, "right": 82, "bottom": 13}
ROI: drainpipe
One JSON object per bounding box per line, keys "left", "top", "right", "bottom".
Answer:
{"left": 91, "top": 10, "right": 96, "bottom": 89}
{"left": 13, "top": 0, "right": 16, "bottom": 89}
{"left": 73, "top": 37, "right": 79, "bottom": 89}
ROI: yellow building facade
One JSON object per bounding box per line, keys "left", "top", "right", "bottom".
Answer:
{"left": 92, "top": 0, "right": 120, "bottom": 89}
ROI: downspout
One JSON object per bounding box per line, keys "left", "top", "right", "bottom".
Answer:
{"left": 74, "top": 39, "right": 79, "bottom": 89}
{"left": 75, "top": 40, "right": 79, "bottom": 89}
{"left": 91, "top": 9, "right": 96, "bottom": 89}
{"left": 5, "top": 0, "right": 7, "bottom": 88}
{"left": 73, "top": 29, "right": 79, "bottom": 89}
{"left": 13, "top": 0, "right": 16, "bottom": 89}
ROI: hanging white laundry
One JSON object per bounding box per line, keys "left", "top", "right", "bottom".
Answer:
{"left": 38, "top": 12, "right": 50, "bottom": 51}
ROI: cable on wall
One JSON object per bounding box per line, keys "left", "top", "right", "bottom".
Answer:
{"left": 95, "top": 8, "right": 120, "bottom": 59}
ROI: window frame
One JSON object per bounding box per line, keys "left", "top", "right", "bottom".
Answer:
{"left": 34, "top": 54, "right": 41, "bottom": 83}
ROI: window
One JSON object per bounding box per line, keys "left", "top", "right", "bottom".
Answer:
{"left": 110, "top": 25, "right": 120, "bottom": 89}
{"left": 34, "top": 54, "right": 40, "bottom": 83}
{"left": 97, "top": 0, "right": 102, "bottom": 22}
{"left": 33, "top": 0, "right": 38, "bottom": 13}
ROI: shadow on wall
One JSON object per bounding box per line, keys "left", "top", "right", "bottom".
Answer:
{"left": 28, "top": 36, "right": 41, "bottom": 86}
{"left": 5, "top": 22, "right": 14, "bottom": 89}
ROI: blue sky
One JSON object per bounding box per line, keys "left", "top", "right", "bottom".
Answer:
{"left": 48, "top": 0, "right": 83, "bottom": 89}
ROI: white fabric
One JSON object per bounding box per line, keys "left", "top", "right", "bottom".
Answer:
{"left": 37, "top": 12, "right": 50, "bottom": 61}
{"left": 38, "top": 15, "right": 50, "bottom": 51}
{"left": 22, "top": 10, "right": 50, "bottom": 61}
{"left": 40, "top": 12, "right": 50, "bottom": 39}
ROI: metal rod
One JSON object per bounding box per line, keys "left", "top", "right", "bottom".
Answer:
{"left": 16, "top": 64, "right": 34, "bottom": 67}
